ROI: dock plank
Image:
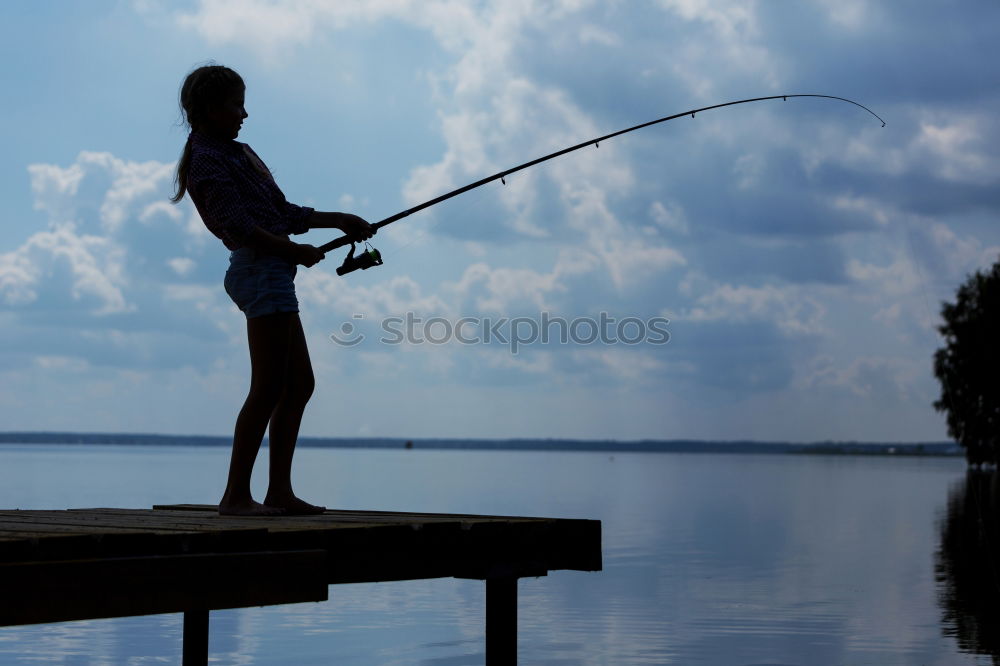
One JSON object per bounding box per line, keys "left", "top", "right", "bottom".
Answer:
{"left": 0, "top": 510, "right": 365, "bottom": 532}
{"left": 153, "top": 503, "right": 555, "bottom": 521}
{"left": 0, "top": 521, "right": 173, "bottom": 535}
{"left": 143, "top": 509, "right": 532, "bottom": 529}
{"left": 0, "top": 514, "right": 258, "bottom": 533}
{"left": 0, "top": 504, "right": 602, "bottom": 631}
{"left": 62, "top": 508, "right": 428, "bottom": 532}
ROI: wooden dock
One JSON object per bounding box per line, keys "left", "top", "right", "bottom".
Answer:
{"left": 0, "top": 504, "right": 601, "bottom": 665}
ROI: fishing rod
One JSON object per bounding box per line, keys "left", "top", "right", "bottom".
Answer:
{"left": 323, "top": 94, "right": 885, "bottom": 276}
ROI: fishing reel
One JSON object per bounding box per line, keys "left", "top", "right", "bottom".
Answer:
{"left": 336, "top": 241, "right": 383, "bottom": 276}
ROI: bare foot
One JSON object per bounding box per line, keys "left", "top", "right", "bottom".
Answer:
{"left": 263, "top": 494, "right": 326, "bottom": 516}
{"left": 218, "top": 498, "right": 286, "bottom": 516}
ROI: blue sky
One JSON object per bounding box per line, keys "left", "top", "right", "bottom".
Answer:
{"left": 1, "top": 0, "right": 998, "bottom": 441}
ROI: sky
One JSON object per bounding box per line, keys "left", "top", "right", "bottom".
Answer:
{"left": 1, "top": 0, "right": 998, "bottom": 442}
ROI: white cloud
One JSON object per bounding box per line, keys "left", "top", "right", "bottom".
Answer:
{"left": 10, "top": 151, "right": 215, "bottom": 317}
{"left": 914, "top": 118, "right": 997, "bottom": 185}
{"left": 167, "top": 257, "right": 196, "bottom": 276}
{"left": 733, "top": 152, "right": 765, "bottom": 190}
{"left": 579, "top": 347, "right": 666, "bottom": 381}
{"left": 27, "top": 162, "right": 85, "bottom": 221}
{"left": 300, "top": 245, "right": 590, "bottom": 325}
{"left": 0, "top": 246, "right": 38, "bottom": 306}
{"left": 34, "top": 355, "right": 90, "bottom": 372}
{"left": 94, "top": 153, "right": 176, "bottom": 232}
{"left": 649, "top": 201, "right": 689, "bottom": 235}
{"left": 656, "top": 0, "right": 782, "bottom": 94}
{"left": 30, "top": 152, "right": 178, "bottom": 234}
{"left": 446, "top": 261, "right": 566, "bottom": 314}
{"left": 802, "top": 355, "right": 922, "bottom": 401}
{"left": 846, "top": 220, "right": 1000, "bottom": 314}
{"left": 800, "top": 110, "right": 998, "bottom": 188}
{"left": 140, "top": 200, "right": 183, "bottom": 224}
{"left": 162, "top": 283, "right": 217, "bottom": 306}
{"left": 815, "top": 0, "right": 873, "bottom": 30}
{"left": 175, "top": 0, "right": 686, "bottom": 288}
{"left": 845, "top": 253, "right": 920, "bottom": 297}
{"left": 173, "top": 0, "right": 482, "bottom": 63}
{"left": 296, "top": 269, "right": 451, "bottom": 321}
{"left": 831, "top": 194, "right": 891, "bottom": 227}
{"left": 926, "top": 221, "right": 1000, "bottom": 276}
{"left": 1, "top": 225, "right": 131, "bottom": 315}
{"left": 578, "top": 24, "right": 620, "bottom": 46}
{"left": 175, "top": 0, "right": 320, "bottom": 61}
{"left": 683, "top": 281, "right": 827, "bottom": 336}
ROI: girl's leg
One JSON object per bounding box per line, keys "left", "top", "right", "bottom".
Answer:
{"left": 218, "top": 311, "right": 294, "bottom": 516}
{"left": 264, "top": 313, "right": 326, "bottom": 514}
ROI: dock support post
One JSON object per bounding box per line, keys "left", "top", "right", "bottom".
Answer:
{"left": 485, "top": 577, "right": 517, "bottom": 665}
{"left": 182, "top": 609, "right": 209, "bottom": 666}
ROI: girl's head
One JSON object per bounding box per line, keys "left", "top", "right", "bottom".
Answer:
{"left": 178, "top": 64, "right": 246, "bottom": 139}
{"left": 171, "top": 64, "right": 245, "bottom": 203}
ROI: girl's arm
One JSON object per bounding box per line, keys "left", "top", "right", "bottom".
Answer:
{"left": 306, "top": 211, "right": 375, "bottom": 241}
{"left": 243, "top": 226, "right": 324, "bottom": 266}
{"left": 242, "top": 212, "right": 374, "bottom": 267}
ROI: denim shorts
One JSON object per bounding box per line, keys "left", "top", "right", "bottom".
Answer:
{"left": 224, "top": 247, "right": 299, "bottom": 319}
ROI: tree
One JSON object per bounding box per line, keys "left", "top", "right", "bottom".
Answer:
{"left": 934, "top": 259, "right": 1000, "bottom": 466}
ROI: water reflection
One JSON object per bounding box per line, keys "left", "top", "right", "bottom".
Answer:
{"left": 0, "top": 446, "right": 978, "bottom": 665}
{"left": 936, "top": 467, "right": 1000, "bottom": 661}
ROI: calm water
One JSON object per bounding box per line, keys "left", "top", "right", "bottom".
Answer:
{"left": 0, "top": 443, "right": 994, "bottom": 665}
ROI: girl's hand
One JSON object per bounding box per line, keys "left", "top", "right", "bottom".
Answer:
{"left": 293, "top": 243, "right": 325, "bottom": 267}
{"left": 339, "top": 214, "right": 375, "bottom": 242}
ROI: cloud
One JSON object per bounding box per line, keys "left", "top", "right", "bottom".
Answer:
{"left": 3, "top": 0, "right": 995, "bottom": 439}
{"left": 800, "top": 109, "right": 1000, "bottom": 192}
{"left": 914, "top": 117, "right": 997, "bottom": 185}
{"left": 0, "top": 244, "right": 37, "bottom": 306}
{"left": 29, "top": 151, "right": 179, "bottom": 234}
{"left": 681, "top": 278, "right": 827, "bottom": 337}
{"left": 582, "top": 346, "right": 668, "bottom": 382}
{"left": 12, "top": 152, "right": 206, "bottom": 317}
{"left": 167, "top": 257, "right": 196, "bottom": 277}
{"left": 173, "top": 0, "right": 481, "bottom": 63}
{"left": 4, "top": 150, "right": 244, "bottom": 380}
{"left": 446, "top": 262, "right": 567, "bottom": 314}
{"left": 0, "top": 225, "right": 131, "bottom": 315}
{"left": 649, "top": 200, "right": 690, "bottom": 235}
{"left": 813, "top": 0, "right": 872, "bottom": 30}
{"left": 802, "top": 355, "right": 923, "bottom": 403}
{"left": 175, "top": 0, "right": 689, "bottom": 288}
{"left": 656, "top": 0, "right": 782, "bottom": 94}
{"left": 175, "top": 0, "right": 321, "bottom": 61}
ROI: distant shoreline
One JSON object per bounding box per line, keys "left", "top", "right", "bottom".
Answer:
{"left": 0, "top": 431, "right": 964, "bottom": 457}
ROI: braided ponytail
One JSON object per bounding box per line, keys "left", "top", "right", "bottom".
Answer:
{"left": 171, "top": 64, "right": 244, "bottom": 204}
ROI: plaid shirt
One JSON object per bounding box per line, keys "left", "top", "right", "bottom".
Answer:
{"left": 186, "top": 132, "right": 314, "bottom": 250}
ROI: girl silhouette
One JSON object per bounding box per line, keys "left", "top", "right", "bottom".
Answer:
{"left": 171, "top": 64, "right": 373, "bottom": 515}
